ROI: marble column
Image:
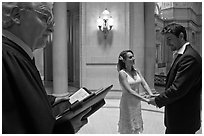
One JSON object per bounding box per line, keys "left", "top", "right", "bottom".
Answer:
{"left": 129, "top": 3, "right": 145, "bottom": 75}
{"left": 52, "top": 3, "right": 68, "bottom": 95}
{"left": 33, "top": 49, "right": 44, "bottom": 80}
{"left": 144, "top": 2, "right": 156, "bottom": 90}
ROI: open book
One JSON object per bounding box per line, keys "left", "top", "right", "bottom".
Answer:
{"left": 55, "top": 85, "right": 113, "bottom": 120}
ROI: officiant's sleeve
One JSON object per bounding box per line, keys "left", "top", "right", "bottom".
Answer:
{"left": 47, "top": 95, "right": 56, "bottom": 105}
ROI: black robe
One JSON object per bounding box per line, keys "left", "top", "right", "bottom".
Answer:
{"left": 2, "top": 36, "right": 74, "bottom": 134}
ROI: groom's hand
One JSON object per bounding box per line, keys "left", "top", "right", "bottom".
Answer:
{"left": 148, "top": 97, "right": 157, "bottom": 107}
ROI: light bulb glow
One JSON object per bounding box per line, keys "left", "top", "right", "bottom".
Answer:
{"left": 97, "top": 8, "right": 114, "bottom": 39}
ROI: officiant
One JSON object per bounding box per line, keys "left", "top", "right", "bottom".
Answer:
{"left": 2, "top": 2, "right": 90, "bottom": 133}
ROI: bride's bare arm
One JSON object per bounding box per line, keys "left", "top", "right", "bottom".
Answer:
{"left": 137, "top": 71, "right": 154, "bottom": 96}
{"left": 119, "top": 70, "right": 149, "bottom": 102}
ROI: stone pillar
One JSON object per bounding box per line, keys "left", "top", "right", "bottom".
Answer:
{"left": 33, "top": 49, "right": 44, "bottom": 80}
{"left": 53, "top": 3, "right": 68, "bottom": 94}
{"left": 129, "top": 3, "right": 145, "bottom": 75}
{"left": 144, "top": 2, "right": 156, "bottom": 90}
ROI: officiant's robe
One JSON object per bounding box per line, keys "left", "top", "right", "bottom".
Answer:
{"left": 2, "top": 36, "right": 74, "bottom": 133}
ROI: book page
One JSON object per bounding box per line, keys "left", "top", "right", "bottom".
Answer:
{"left": 69, "top": 88, "right": 90, "bottom": 104}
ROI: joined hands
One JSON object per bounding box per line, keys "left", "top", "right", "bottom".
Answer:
{"left": 142, "top": 93, "right": 159, "bottom": 107}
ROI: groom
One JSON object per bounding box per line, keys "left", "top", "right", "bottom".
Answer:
{"left": 148, "top": 23, "right": 202, "bottom": 134}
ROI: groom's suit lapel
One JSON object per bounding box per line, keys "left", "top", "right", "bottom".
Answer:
{"left": 165, "top": 45, "right": 190, "bottom": 88}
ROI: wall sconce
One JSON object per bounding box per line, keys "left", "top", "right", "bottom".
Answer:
{"left": 97, "top": 8, "right": 113, "bottom": 39}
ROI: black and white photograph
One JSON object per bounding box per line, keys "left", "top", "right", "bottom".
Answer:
{"left": 2, "top": 1, "right": 202, "bottom": 134}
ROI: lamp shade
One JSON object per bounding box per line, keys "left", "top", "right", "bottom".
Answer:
{"left": 97, "top": 17, "right": 103, "bottom": 27}
{"left": 102, "top": 9, "right": 110, "bottom": 20}
{"left": 108, "top": 16, "right": 113, "bottom": 26}
{"left": 102, "top": 9, "right": 110, "bottom": 15}
{"left": 97, "top": 8, "right": 113, "bottom": 39}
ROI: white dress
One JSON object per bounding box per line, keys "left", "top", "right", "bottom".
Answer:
{"left": 118, "top": 70, "right": 143, "bottom": 134}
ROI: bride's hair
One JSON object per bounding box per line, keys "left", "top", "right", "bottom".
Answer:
{"left": 117, "top": 50, "right": 136, "bottom": 72}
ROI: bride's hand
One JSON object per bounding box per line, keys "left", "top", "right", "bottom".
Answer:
{"left": 143, "top": 93, "right": 158, "bottom": 99}
{"left": 143, "top": 98, "right": 150, "bottom": 103}
{"left": 150, "top": 93, "right": 160, "bottom": 97}
{"left": 143, "top": 94, "right": 151, "bottom": 99}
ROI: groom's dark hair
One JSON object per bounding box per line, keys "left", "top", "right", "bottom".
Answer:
{"left": 161, "top": 23, "right": 187, "bottom": 41}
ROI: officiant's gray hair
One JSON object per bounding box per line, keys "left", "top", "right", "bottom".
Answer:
{"left": 2, "top": 2, "right": 53, "bottom": 29}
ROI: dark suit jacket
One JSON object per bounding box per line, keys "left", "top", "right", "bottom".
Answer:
{"left": 155, "top": 44, "right": 202, "bottom": 131}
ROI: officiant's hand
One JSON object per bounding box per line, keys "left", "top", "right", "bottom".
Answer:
{"left": 52, "top": 92, "right": 71, "bottom": 106}
{"left": 70, "top": 108, "right": 91, "bottom": 133}
{"left": 55, "top": 107, "right": 91, "bottom": 133}
{"left": 54, "top": 96, "right": 70, "bottom": 105}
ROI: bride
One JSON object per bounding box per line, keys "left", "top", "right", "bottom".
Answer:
{"left": 117, "top": 50, "right": 156, "bottom": 134}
